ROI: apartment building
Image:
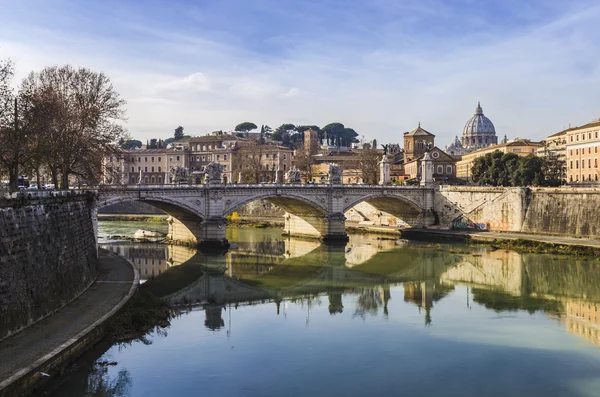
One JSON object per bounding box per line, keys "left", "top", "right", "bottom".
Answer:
{"left": 564, "top": 120, "right": 600, "bottom": 184}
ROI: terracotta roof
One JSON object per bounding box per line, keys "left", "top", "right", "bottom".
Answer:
{"left": 404, "top": 122, "right": 435, "bottom": 137}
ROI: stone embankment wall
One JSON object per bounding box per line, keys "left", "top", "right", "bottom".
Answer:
{"left": 0, "top": 192, "right": 98, "bottom": 341}
{"left": 435, "top": 186, "right": 600, "bottom": 238}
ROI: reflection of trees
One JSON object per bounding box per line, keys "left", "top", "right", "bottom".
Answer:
{"left": 353, "top": 289, "right": 383, "bottom": 319}
{"left": 471, "top": 288, "right": 561, "bottom": 314}
{"left": 85, "top": 363, "right": 132, "bottom": 397}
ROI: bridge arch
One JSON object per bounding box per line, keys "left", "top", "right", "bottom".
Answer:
{"left": 343, "top": 193, "right": 424, "bottom": 227}
{"left": 97, "top": 194, "right": 206, "bottom": 244}
{"left": 224, "top": 192, "right": 330, "bottom": 239}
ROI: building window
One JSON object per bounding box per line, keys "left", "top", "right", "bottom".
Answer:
{"left": 589, "top": 159, "right": 592, "bottom": 168}
{"left": 266, "top": 153, "right": 270, "bottom": 159}
{"left": 576, "top": 160, "right": 579, "bottom": 169}
{"left": 177, "top": 156, "right": 180, "bottom": 161}
{"left": 138, "top": 166, "right": 141, "bottom": 172}
{"left": 446, "top": 165, "right": 452, "bottom": 174}
{"left": 437, "top": 165, "right": 443, "bottom": 174}
{"left": 223, "top": 165, "right": 227, "bottom": 171}
{"left": 151, "top": 166, "right": 154, "bottom": 172}
{"left": 202, "top": 156, "right": 206, "bottom": 161}
{"left": 570, "top": 161, "right": 573, "bottom": 169}
{"left": 589, "top": 173, "right": 592, "bottom": 181}
{"left": 144, "top": 166, "right": 148, "bottom": 172}
{"left": 284, "top": 154, "right": 287, "bottom": 160}
{"left": 576, "top": 149, "right": 579, "bottom": 155}
{"left": 151, "top": 157, "right": 154, "bottom": 162}
{"left": 583, "top": 175, "right": 586, "bottom": 182}
{"left": 596, "top": 174, "right": 599, "bottom": 181}
{"left": 197, "top": 156, "right": 200, "bottom": 161}
{"left": 203, "top": 145, "right": 206, "bottom": 151}
{"left": 158, "top": 176, "right": 162, "bottom": 184}
{"left": 145, "top": 157, "right": 148, "bottom": 162}
{"left": 224, "top": 154, "right": 228, "bottom": 160}
{"left": 138, "top": 157, "right": 141, "bottom": 162}
{"left": 131, "top": 167, "right": 134, "bottom": 172}
{"left": 144, "top": 176, "right": 149, "bottom": 184}
{"left": 158, "top": 166, "right": 161, "bottom": 172}
{"left": 570, "top": 150, "right": 573, "bottom": 155}
{"left": 284, "top": 163, "right": 287, "bottom": 171}
{"left": 170, "top": 156, "right": 173, "bottom": 161}
{"left": 158, "top": 157, "right": 161, "bottom": 162}
{"left": 151, "top": 176, "right": 155, "bottom": 184}
{"left": 217, "top": 155, "right": 220, "bottom": 160}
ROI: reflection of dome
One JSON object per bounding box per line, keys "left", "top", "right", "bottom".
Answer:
{"left": 461, "top": 102, "right": 498, "bottom": 149}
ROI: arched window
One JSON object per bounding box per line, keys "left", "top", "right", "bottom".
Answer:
{"left": 446, "top": 165, "right": 452, "bottom": 174}
{"left": 144, "top": 176, "right": 149, "bottom": 184}
{"left": 151, "top": 176, "right": 155, "bottom": 184}
{"left": 158, "top": 176, "right": 162, "bottom": 184}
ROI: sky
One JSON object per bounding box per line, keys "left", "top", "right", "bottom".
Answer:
{"left": 1, "top": 0, "right": 600, "bottom": 146}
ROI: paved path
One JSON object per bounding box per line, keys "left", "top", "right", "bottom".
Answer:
{"left": 405, "top": 228, "right": 600, "bottom": 248}
{"left": 0, "top": 249, "right": 136, "bottom": 390}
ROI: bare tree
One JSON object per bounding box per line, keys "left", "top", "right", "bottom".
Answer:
{"left": 20, "top": 65, "right": 127, "bottom": 188}
{"left": 353, "top": 147, "right": 380, "bottom": 185}
{"left": 0, "top": 58, "right": 35, "bottom": 191}
{"left": 293, "top": 144, "right": 316, "bottom": 182}
{"left": 233, "top": 140, "right": 272, "bottom": 183}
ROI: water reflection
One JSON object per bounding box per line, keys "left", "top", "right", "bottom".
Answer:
{"left": 101, "top": 228, "right": 600, "bottom": 347}
{"left": 44, "top": 226, "right": 600, "bottom": 397}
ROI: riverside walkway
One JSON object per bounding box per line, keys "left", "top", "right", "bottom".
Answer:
{"left": 0, "top": 249, "right": 138, "bottom": 397}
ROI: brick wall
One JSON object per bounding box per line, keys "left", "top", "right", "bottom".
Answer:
{"left": 0, "top": 193, "right": 98, "bottom": 341}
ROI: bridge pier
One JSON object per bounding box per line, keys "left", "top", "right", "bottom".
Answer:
{"left": 198, "top": 217, "right": 230, "bottom": 249}
{"left": 283, "top": 212, "right": 348, "bottom": 241}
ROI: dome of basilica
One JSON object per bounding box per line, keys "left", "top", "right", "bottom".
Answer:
{"left": 461, "top": 102, "right": 497, "bottom": 149}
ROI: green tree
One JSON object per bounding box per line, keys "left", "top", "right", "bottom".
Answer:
{"left": 235, "top": 122, "right": 257, "bottom": 138}
{"left": 121, "top": 139, "right": 142, "bottom": 150}
{"left": 174, "top": 126, "right": 184, "bottom": 140}
{"left": 322, "top": 122, "right": 358, "bottom": 147}
{"left": 273, "top": 123, "right": 295, "bottom": 141}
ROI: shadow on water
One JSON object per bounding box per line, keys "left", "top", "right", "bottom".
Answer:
{"left": 34, "top": 225, "right": 600, "bottom": 397}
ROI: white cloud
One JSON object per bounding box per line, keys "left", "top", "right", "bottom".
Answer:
{"left": 2, "top": 1, "right": 600, "bottom": 143}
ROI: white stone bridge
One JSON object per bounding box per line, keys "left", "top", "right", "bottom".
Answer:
{"left": 96, "top": 183, "right": 435, "bottom": 247}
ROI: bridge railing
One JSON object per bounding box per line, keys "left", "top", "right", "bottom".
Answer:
{"left": 95, "top": 183, "right": 429, "bottom": 191}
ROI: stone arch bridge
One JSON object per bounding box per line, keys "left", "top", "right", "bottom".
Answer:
{"left": 96, "top": 184, "right": 435, "bottom": 247}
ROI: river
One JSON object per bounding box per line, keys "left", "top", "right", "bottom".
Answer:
{"left": 39, "top": 221, "right": 600, "bottom": 397}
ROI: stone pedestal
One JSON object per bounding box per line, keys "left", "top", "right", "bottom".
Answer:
{"left": 379, "top": 155, "right": 390, "bottom": 185}
{"left": 238, "top": 172, "right": 243, "bottom": 184}
{"left": 275, "top": 169, "right": 282, "bottom": 184}
{"left": 420, "top": 152, "right": 434, "bottom": 187}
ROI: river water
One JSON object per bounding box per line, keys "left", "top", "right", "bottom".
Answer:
{"left": 41, "top": 222, "right": 600, "bottom": 397}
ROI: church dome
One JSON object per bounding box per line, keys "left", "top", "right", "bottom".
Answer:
{"left": 463, "top": 102, "right": 495, "bottom": 136}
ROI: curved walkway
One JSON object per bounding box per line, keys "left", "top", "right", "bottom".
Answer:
{"left": 0, "top": 249, "right": 138, "bottom": 397}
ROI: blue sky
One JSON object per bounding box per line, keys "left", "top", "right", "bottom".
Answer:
{"left": 1, "top": 0, "right": 600, "bottom": 145}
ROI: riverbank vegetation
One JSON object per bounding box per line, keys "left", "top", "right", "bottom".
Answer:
{"left": 108, "top": 289, "right": 177, "bottom": 343}
{"left": 480, "top": 238, "right": 600, "bottom": 258}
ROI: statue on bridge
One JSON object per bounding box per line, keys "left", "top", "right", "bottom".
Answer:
{"left": 285, "top": 166, "right": 301, "bottom": 184}
{"left": 170, "top": 166, "right": 188, "bottom": 185}
{"left": 328, "top": 164, "right": 343, "bottom": 185}
{"left": 204, "top": 162, "right": 224, "bottom": 184}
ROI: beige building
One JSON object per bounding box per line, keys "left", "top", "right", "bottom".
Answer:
{"left": 404, "top": 147, "right": 456, "bottom": 181}
{"left": 564, "top": 120, "right": 600, "bottom": 184}
{"left": 456, "top": 140, "right": 543, "bottom": 181}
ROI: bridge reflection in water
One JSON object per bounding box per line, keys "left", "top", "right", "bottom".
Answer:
{"left": 101, "top": 230, "right": 600, "bottom": 347}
